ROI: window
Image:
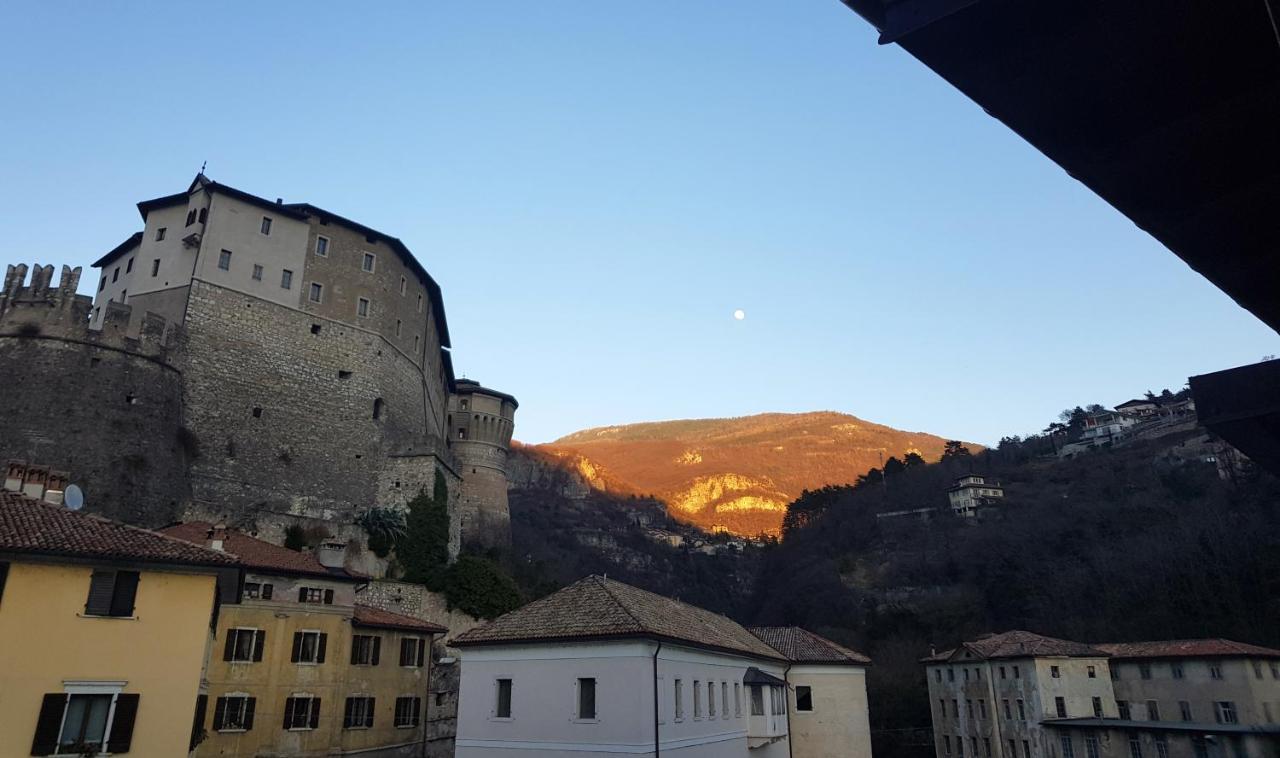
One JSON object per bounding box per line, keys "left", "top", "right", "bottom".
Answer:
{"left": 395, "top": 696, "right": 422, "bottom": 727}
{"left": 31, "top": 691, "right": 139, "bottom": 755}
{"left": 750, "top": 685, "right": 763, "bottom": 716}
{"left": 252, "top": 264, "right": 263, "bottom": 281}
{"left": 1154, "top": 738, "right": 1169, "bottom": 758}
{"left": 1264, "top": 702, "right": 1274, "bottom": 724}
{"left": 708, "top": 681, "right": 716, "bottom": 718}
{"left": 0, "top": 561, "right": 7, "bottom": 605}
{"left": 1193, "top": 739, "right": 1209, "bottom": 758}
{"left": 1055, "top": 697, "right": 1067, "bottom": 718}
{"left": 283, "top": 695, "right": 320, "bottom": 730}
{"left": 721, "top": 682, "right": 728, "bottom": 719}
{"left": 415, "top": 335, "right": 420, "bottom": 353}
{"left": 958, "top": 737, "right": 965, "bottom": 758}
{"left": 260, "top": 217, "right": 272, "bottom": 235}
{"left": 796, "top": 686, "right": 813, "bottom": 712}
{"left": 940, "top": 699, "right": 947, "bottom": 717}
{"left": 1214, "top": 701, "right": 1237, "bottom": 724}
{"left": 112, "top": 267, "right": 119, "bottom": 283}
{"left": 84, "top": 569, "right": 139, "bottom": 617}
{"left": 151, "top": 259, "right": 160, "bottom": 277}
{"left": 1000, "top": 666, "right": 1007, "bottom": 680}
{"left": 281, "top": 269, "right": 293, "bottom": 289}
{"left": 734, "top": 682, "right": 741, "bottom": 716}
{"left": 1179, "top": 701, "right": 1192, "bottom": 722}
{"left": 223, "top": 628, "right": 265, "bottom": 663}
{"left": 291, "top": 631, "right": 327, "bottom": 664}
{"left": 351, "top": 634, "right": 381, "bottom": 665}
{"left": 417, "top": 293, "right": 423, "bottom": 312}
{"left": 1017, "top": 699, "right": 1026, "bottom": 721}
{"left": 298, "top": 587, "right": 333, "bottom": 604}
{"left": 99, "top": 278, "right": 105, "bottom": 292}
{"left": 214, "top": 694, "right": 256, "bottom": 731}
{"left": 309, "top": 282, "right": 323, "bottom": 303}
{"left": 1118, "top": 700, "right": 1130, "bottom": 720}
{"left": 1139, "top": 663, "right": 1151, "bottom": 680}
{"left": 1209, "top": 664, "right": 1223, "bottom": 680}
{"left": 1126, "top": 736, "right": 1143, "bottom": 758}
{"left": 948, "top": 668, "right": 956, "bottom": 682}
{"left": 945, "top": 736, "right": 952, "bottom": 756}
{"left": 199, "top": 207, "right": 207, "bottom": 223}
{"left": 578, "top": 678, "right": 597, "bottom": 720}
{"left": 1023, "top": 740, "right": 1031, "bottom": 758}
{"left": 936, "top": 669, "right": 942, "bottom": 683}
{"left": 396, "top": 319, "right": 402, "bottom": 337}
{"left": 1087, "top": 665, "right": 1096, "bottom": 678}
{"left": 1271, "top": 662, "right": 1279, "bottom": 679}
{"left": 242, "top": 582, "right": 272, "bottom": 600}
{"left": 953, "top": 699, "right": 960, "bottom": 717}
{"left": 1009, "top": 739, "right": 1017, "bottom": 758}
{"left": 979, "top": 700, "right": 987, "bottom": 719}
{"left": 1051, "top": 665, "right": 1060, "bottom": 678}
{"left": 400, "top": 276, "right": 407, "bottom": 295}
{"left": 674, "top": 679, "right": 683, "bottom": 720}
{"left": 187, "top": 209, "right": 197, "bottom": 226}
{"left": 967, "top": 699, "right": 974, "bottom": 718}
{"left": 218, "top": 249, "right": 232, "bottom": 271}
{"left": 344, "top": 696, "right": 375, "bottom": 729}
{"left": 973, "top": 737, "right": 979, "bottom": 757}
{"left": 1013, "top": 665, "right": 1020, "bottom": 679}
{"left": 315, "top": 236, "right": 329, "bottom": 257}
{"left": 1147, "top": 700, "right": 1159, "bottom": 721}
{"left": 1171, "top": 663, "right": 1183, "bottom": 679}
{"left": 357, "top": 297, "right": 370, "bottom": 318}
{"left": 1003, "top": 699, "right": 1011, "bottom": 720}
{"left": 694, "top": 681, "right": 702, "bottom": 718}
{"left": 1085, "top": 736, "right": 1100, "bottom": 758}
{"left": 965, "top": 669, "right": 971, "bottom": 681}
{"left": 1092, "top": 697, "right": 1103, "bottom": 717}
{"left": 400, "top": 636, "right": 427, "bottom": 667}
{"left": 156, "top": 227, "right": 166, "bottom": 241}
{"left": 125, "top": 257, "right": 133, "bottom": 274}
{"left": 362, "top": 252, "right": 376, "bottom": 272}
{"left": 1253, "top": 662, "right": 1264, "bottom": 679}
{"left": 494, "top": 679, "right": 512, "bottom": 718}
{"left": 1112, "top": 666, "right": 1121, "bottom": 680}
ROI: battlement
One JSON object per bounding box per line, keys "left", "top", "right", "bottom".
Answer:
{"left": 0, "top": 263, "right": 181, "bottom": 359}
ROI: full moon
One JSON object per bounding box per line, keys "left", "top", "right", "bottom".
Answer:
{"left": 733, "top": 309, "right": 746, "bottom": 321}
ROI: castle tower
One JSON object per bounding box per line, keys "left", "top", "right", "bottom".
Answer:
{"left": 448, "top": 379, "right": 518, "bottom": 549}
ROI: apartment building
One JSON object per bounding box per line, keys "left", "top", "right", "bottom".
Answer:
{"left": 452, "top": 575, "right": 797, "bottom": 758}
{"left": 947, "top": 475, "right": 1006, "bottom": 517}
{"left": 161, "top": 522, "right": 445, "bottom": 758}
{"left": 0, "top": 487, "right": 241, "bottom": 757}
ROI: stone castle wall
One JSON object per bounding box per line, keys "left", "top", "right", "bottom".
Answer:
{"left": 453, "top": 442, "right": 512, "bottom": 548}
{"left": 0, "top": 264, "right": 190, "bottom": 524}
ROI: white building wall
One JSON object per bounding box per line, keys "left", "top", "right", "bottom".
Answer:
{"left": 194, "top": 192, "right": 309, "bottom": 308}
{"left": 787, "top": 664, "right": 872, "bottom": 758}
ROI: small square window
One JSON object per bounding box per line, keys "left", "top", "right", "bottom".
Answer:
{"left": 283, "top": 695, "right": 319, "bottom": 730}
{"left": 400, "top": 276, "right": 407, "bottom": 295}
{"left": 292, "top": 630, "right": 326, "bottom": 664}
{"left": 281, "top": 269, "right": 293, "bottom": 289}
{"left": 309, "top": 283, "right": 323, "bottom": 303}
{"left": 218, "top": 249, "right": 232, "bottom": 271}
{"left": 344, "top": 696, "right": 375, "bottom": 729}
{"left": 260, "top": 217, "right": 272, "bottom": 235}
{"left": 251, "top": 264, "right": 263, "bottom": 281}
{"left": 315, "top": 236, "right": 329, "bottom": 257}
{"left": 225, "top": 628, "right": 263, "bottom": 662}
{"left": 156, "top": 227, "right": 166, "bottom": 241}
{"left": 362, "top": 253, "right": 376, "bottom": 273}
{"left": 1087, "top": 665, "right": 1096, "bottom": 678}
{"left": 796, "top": 686, "right": 813, "bottom": 712}
{"left": 1051, "top": 666, "right": 1060, "bottom": 678}
{"left": 357, "top": 297, "right": 370, "bottom": 318}
{"left": 215, "top": 695, "right": 255, "bottom": 731}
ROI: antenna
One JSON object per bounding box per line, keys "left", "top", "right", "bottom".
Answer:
{"left": 200, "top": 160, "right": 207, "bottom": 174}
{"left": 64, "top": 484, "right": 84, "bottom": 511}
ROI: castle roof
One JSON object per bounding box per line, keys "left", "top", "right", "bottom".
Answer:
{"left": 159, "top": 521, "right": 361, "bottom": 581}
{"left": 0, "top": 491, "right": 238, "bottom": 569}
{"left": 452, "top": 575, "right": 785, "bottom": 661}
{"left": 454, "top": 379, "right": 519, "bottom": 408}
{"left": 749, "top": 626, "right": 871, "bottom": 665}
{"left": 353, "top": 604, "right": 448, "bottom": 634}
{"left": 1097, "top": 639, "right": 1280, "bottom": 660}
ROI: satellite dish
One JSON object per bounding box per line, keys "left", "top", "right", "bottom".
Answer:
{"left": 64, "top": 484, "right": 84, "bottom": 510}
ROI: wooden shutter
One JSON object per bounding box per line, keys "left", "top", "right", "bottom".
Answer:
{"left": 350, "top": 637, "right": 361, "bottom": 665}
{"left": 343, "top": 697, "right": 353, "bottom": 728}
{"left": 290, "top": 632, "right": 303, "bottom": 663}
{"left": 190, "top": 694, "right": 208, "bottom": 750}
{"left": 243, "top": 698, "right": 256, "bottom": 731}
{"left": 283, "top": 697, "right": 295, "bottom": 729}
{"left": 365, "top": 697, "right": 375, "bottom": 728}
{"left": 323, "top": 588, "right": 334, "bottom": 605}
{"left": 253, "top": 630, "right": 266, "bottom": 662}
{"left": 106, "top": 693, "right": 140, "bottom": 753}
{"left": 412, "top": 697, "right": 421, "bottom": 726}
{"left": 371, "top": 637, "right": 381, "bottom": 666}
{"left": 109, "top": 571, "right": 140, "bottom": 617}
{"left": 30, "top": 693, "right": 66, "bottom": 756}
{"left": 316, "top": 633, "right": 327, "bottom": 663}
{"left": 0, "top": 561, "right": 9, "bottom": 605}
{"left": 417, "top": 638, "right": 426, "bottom": 666}
{"left": 85, "top": 570, "right": 115, "bottom": 615}
{"left": 298, "top": 587, "right": 307, "bottom": 602}
{"left": 223, "top": 630, "right": 237, "bottom": 661}
{"left": 309, "top": 698, "right": 321, "bottom": 729}
{"left": 262, "top": 583, "right": 273, "bottom": 600}
{"left": 213, "top": 697, "right": 228, "bottom": 731}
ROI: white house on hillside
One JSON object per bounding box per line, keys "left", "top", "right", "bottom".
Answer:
{"left": 451, "top": 576, "right": 805, "bottom": 758}
{"left": 947, "top": 475, "right": 1005, "bottom": 517}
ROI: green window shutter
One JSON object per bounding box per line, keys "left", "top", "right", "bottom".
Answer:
{"left": 365, "top": 697, "right": 375, "bottom": 728}
{"left": 213, "top": 697, "right": 227, "bottom": 731}
{"left": 243, "top": 698, "right": 256, "bottom": 731}
{"left": 85, "top": 570, "right": 115, "bottom": 615}
{"left": 309, "top": 698, "right": 321, "bottom": 729}
{"left": 316, "top": 633, "right": 327, "bottom": 664}
{"left": 283, "top": 697, "right": 295, "bottom": 729}
{"left": 189, "top": 694, "right": 208, "bottom": 751}
{"left": 371, "top": 637, "right": 381, "bottom": 666}
{"left": 290, "top": 632, "right": 302, "bottom": 663}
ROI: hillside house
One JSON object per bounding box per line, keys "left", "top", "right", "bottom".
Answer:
{"left": 947, "top": 475, "right": 1006, "bottom": 518}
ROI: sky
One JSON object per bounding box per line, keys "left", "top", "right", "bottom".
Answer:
{"left": 1, "top": 2, "right": 1276, "bottom": 446}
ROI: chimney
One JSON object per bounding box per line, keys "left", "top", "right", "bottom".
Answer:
{"left": 21, "top": 465, "right": 49, "bottom": 500}
{"left": 44, "top": 470, "right": 69, "bottom": 505}
{"left": 4, "top": 460, "right": 26, "bottom": 492}
{"left": 315, "top": 540, "right": 347, "bottom": 570}
{"left": 206, "top": 523, "right": 228, "bottom": 552}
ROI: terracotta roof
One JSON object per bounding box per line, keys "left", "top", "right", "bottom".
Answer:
{"left": 452, "top": 575, "right": 785, "bottom": 661}
{"left": 353, "top": 605, "right": 447, "bottom": 634}
{"left": 749, "top": 626, "right": 871, "bottom": 665}
{"left": 159, "top": 522, "right": 359, "bottom": 580}
{"left": 1096, "top": 639, "right": 1280, "bottom": 660}
{"left": 924, "top": 631, "right": 1107, "bottom": 663}
{"left": 0, "top": 491, "right": 237, "bottom": 567}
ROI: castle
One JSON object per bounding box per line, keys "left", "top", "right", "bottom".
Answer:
{"left": 0, "top": 174, "right": 516, "bottom": 554}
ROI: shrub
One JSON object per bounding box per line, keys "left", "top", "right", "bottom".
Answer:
{"left": 357, "top": 507, "right": 406, "bottom": 558}
{"left": 443, "top": 555, "right": 522, "bottom": 620}
{"left": 283, "top": 524, "right": 307, "bottom": 552}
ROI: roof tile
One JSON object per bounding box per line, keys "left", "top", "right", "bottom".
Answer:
{"left": 749, "top": 626, "right": 871, "bottom": 665}
{"left": 353, "top": 605, "right": 447, "bottom": 634}
{"left": 159, "top": 521, "right": 357, "bottom": 580}
{"left": 1097, "top": 639, "right": 1280, "bottom": 660}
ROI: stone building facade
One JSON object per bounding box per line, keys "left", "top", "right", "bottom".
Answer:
{"left": 0, "top": 174, "right": 516, "bottom": 552}
{"left": 448, "top": 379, "right": 518, "bottom": 548}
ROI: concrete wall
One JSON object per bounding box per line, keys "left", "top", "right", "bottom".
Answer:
{"left": 1110, "top": 657, "right": 1280, "bottom": 726}
{"left": 195, "top": 193, "right": 309, "bottom": 309}
{"left": 787, "top": 664, "right": 872, "bottom": 758}
{"left": 0, "top": 559, "right": 219, "bottom": 758}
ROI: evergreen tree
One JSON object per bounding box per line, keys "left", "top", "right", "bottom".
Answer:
{"left": 400, "top": 471, "right": 451, "bottom": 590}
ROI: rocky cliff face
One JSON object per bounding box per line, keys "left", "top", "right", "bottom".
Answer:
{"left": 528, "top": 411, "right": 967, "bottom": 536}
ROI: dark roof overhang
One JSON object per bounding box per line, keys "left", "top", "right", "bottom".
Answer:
{"left": 92, "top": 231, "right": 144, "bottom": 268}
{"left": 743, "top": 666, "right": 787, "bottom": 686}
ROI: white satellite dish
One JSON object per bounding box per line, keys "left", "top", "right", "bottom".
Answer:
{"left": 64, "top": 484, "right": 84, "bottom": 510}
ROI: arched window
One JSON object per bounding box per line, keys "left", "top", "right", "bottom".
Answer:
{"left": 373, "top": 398, "right": 384, "bottom": 420}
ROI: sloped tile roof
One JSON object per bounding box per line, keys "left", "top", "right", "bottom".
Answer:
{"left": 1097, "top": 639, "right": 1280, "bottom": 660}
{"left": 159, "top": 521, "right": 358, "bottom": 580}
{"left": 924, "top": 630, "right": 1107, "bottom": 663}
{"left": 749, "top": 626, "right": 871, "bottom": 665}
{"left": 0, "top": 491, "right": 237, "bottom": 567}
{"left": 452, "top": 575, "right": 785, "bottom": 661}
{"left": 353, "top": 605, "right": 447, "bottom": 634}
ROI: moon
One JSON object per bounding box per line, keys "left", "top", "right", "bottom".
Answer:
{"left": 733, "top": 309, "right": 746, "bottom": 321}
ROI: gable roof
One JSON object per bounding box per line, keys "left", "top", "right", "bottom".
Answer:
{"left": 92, "top": 231, "right": 144, "bottom": 269}
{"left": 0, "top": 491, "right": 237, "bottom": 568}
{"left": 749, "top": 626, "right": 871, "bottom": 665}
{"left": 1097, "top": 639, "right": 1280, "bottom": 660}
{"left": 353, "top": 604, "right": 448, "bottom": 634}
{"left": 452, "top": 575, "right": 785, "bottom": 661}
{"left": 923, "top": 630, "right": 1107, "bottom": 663}
{"left": 158, "top": 521, "right": 360, "bottom": 581}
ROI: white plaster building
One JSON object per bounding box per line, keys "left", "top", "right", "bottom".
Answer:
{"left": 947, "top": 476, "right": 1006, "bottom": 517}
{"left": 451, "top": 576, "right": 797, "bottom": 758}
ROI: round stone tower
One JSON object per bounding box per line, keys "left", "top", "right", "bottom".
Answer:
{"left": 448, "top": 379, "right": 518, "bottom": 549}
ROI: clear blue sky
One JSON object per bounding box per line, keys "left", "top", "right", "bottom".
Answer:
{"left": 2, "top": 2, "right": 1276, "bottom": 446}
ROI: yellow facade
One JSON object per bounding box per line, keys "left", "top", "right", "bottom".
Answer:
{"left": 196, "top": 577, "right": 434, "bottom": 758}
{"left": 0, "top": 559, "right": 218, "bottom": 757}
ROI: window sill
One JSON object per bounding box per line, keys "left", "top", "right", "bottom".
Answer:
{"left": 77, "top": 613, "right": 137, "bottom": 621}
{"left": 295, "top": 661, "right": 322, "bottom": 666}
{"left": 228, "top": 660, "right": 257, "bottom": 665}
{"left": 286, "top": 727, "right": 315, "bottom": 732}
{"left": 216, "top": 728, "right": 248, "bottom": 733}
{"left": 573, "top": 718, "right": 600, "bottom": 724}
{"left": 489, "top": 717, "right": 514, "bottom": 723}
{"left": 396, "top": 723, "right": 421, "bottom": 729}
{"left": 344, "top": 726, "right": 371, "bottom": 731}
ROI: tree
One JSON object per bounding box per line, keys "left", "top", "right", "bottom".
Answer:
{"left": 904, "top": 452, "right": 927, "bottom": 467}
{"left": 283, "top": 524, "right": 307, "bottom": 552}
{"left": 941, "top": 441, "right": 972, "bottom": 460}
{"left": 444, "top": 555, "right": 522, "bottom": 619}
{"left": 357, "top": 508, "right": 407, "bottom": 558}
{"left": 400, "top": 471, "right": 451, "bottom": 589}
{"left": 883, "top": 456, "right": 906, "bottom": 477}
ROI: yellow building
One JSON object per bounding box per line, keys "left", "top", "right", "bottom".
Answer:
{"left": 0, "top": 488, "right": 241, "bottom": 757}
{"left": 163, "top": 523, "right": 446, "bottom": 758}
